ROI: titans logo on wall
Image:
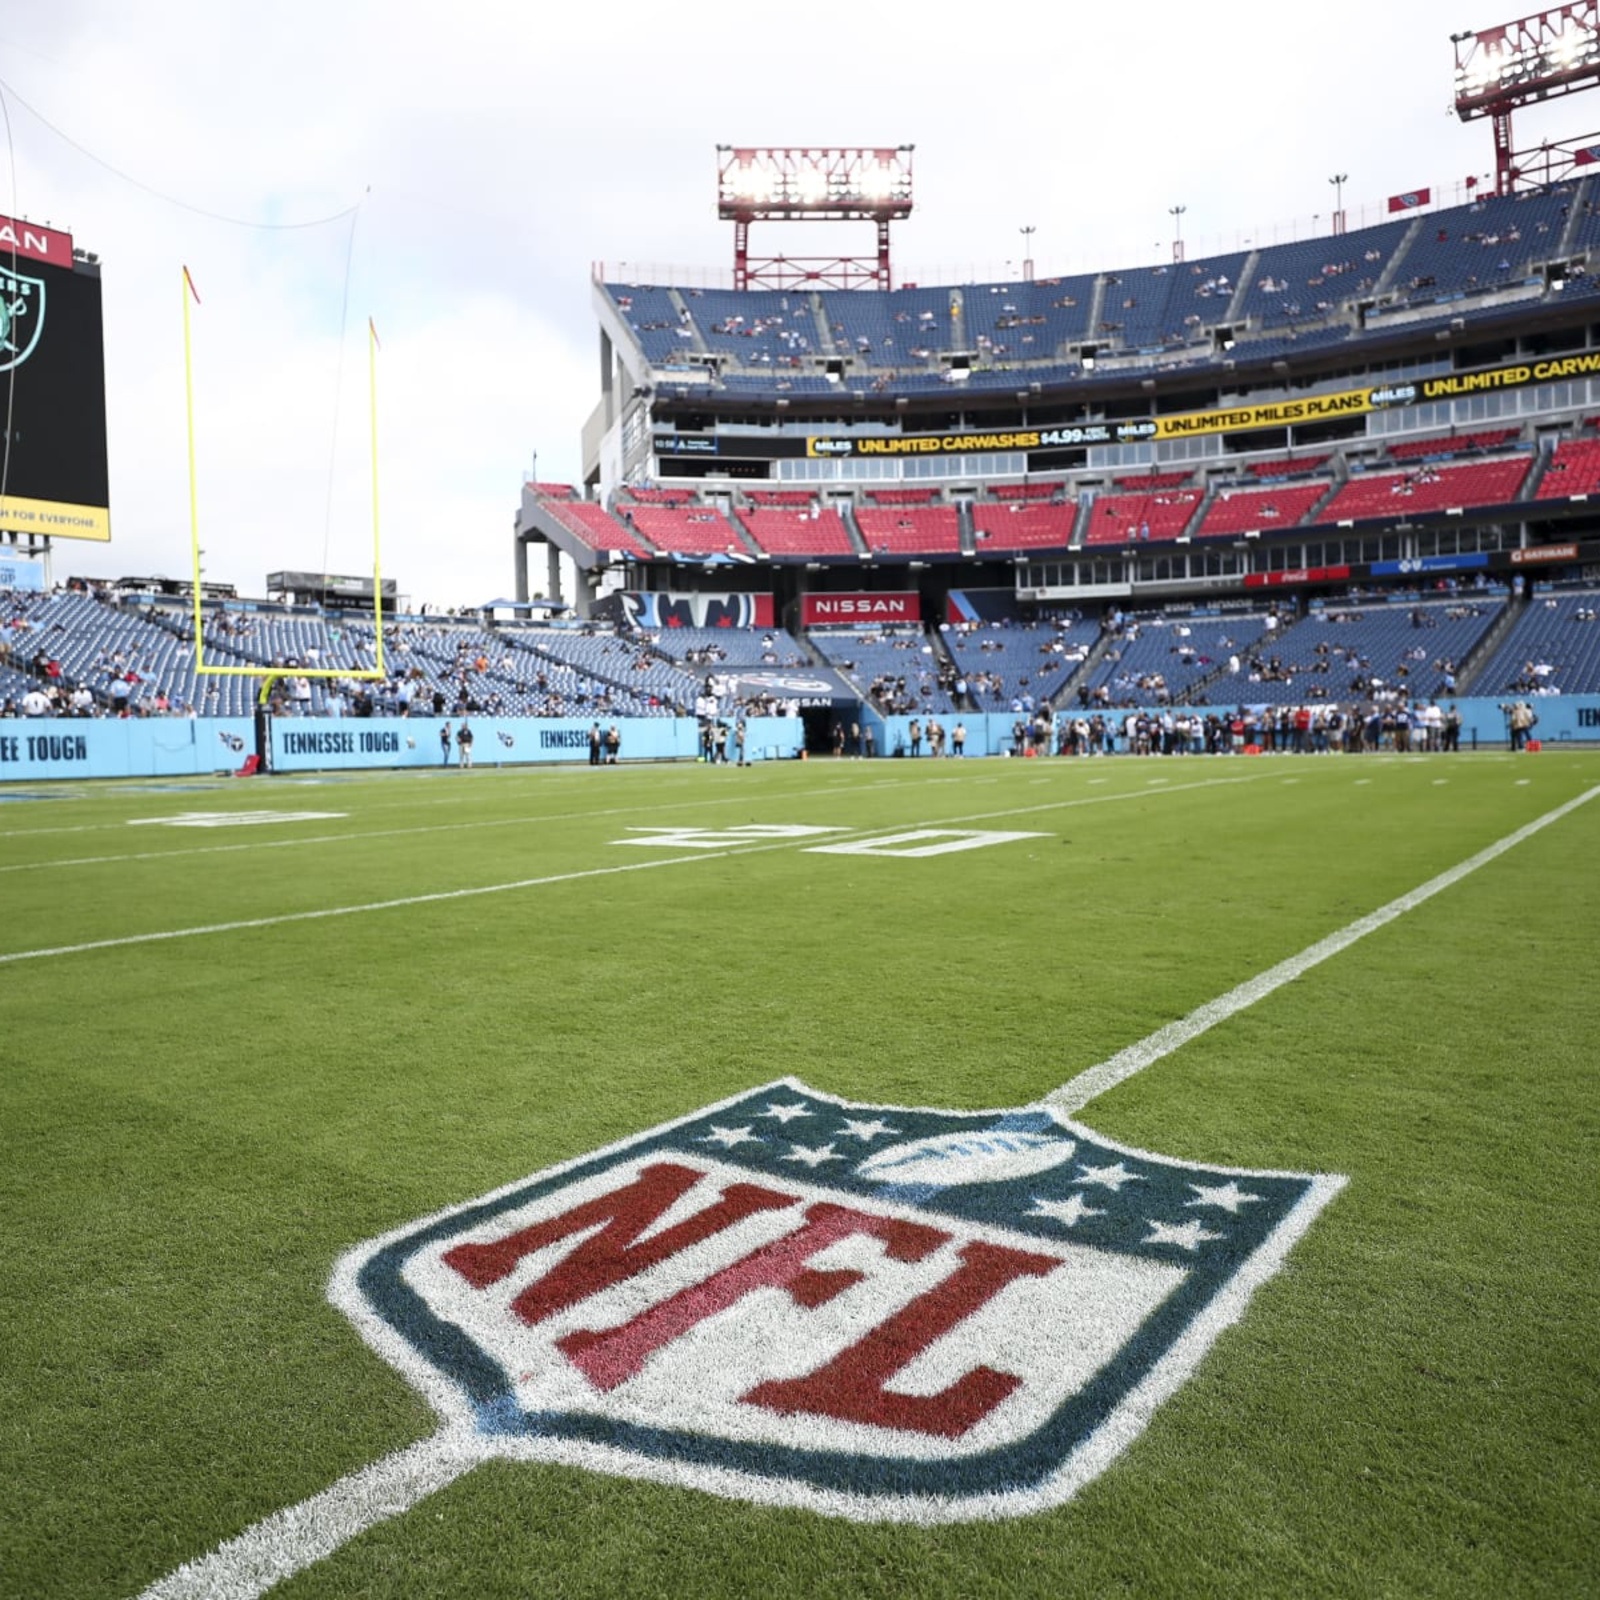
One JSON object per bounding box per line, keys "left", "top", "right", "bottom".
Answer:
{"left": 333, "top": 1080, "right": 1343, "bottom": 1521}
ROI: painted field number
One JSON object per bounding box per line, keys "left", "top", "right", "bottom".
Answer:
{"left": 808, "top": 830, "right": 1046, "bottom": 858}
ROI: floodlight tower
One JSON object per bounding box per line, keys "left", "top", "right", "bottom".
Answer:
{"left": 716, "top": 146, "right": 914, "bottom": 291}
{"left": 1453, "top": 3, "right": 1600, "bottom": 193}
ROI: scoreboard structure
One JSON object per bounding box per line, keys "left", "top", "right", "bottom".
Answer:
{"left": 0, "top": 213, "right": 110, "bottom": 545}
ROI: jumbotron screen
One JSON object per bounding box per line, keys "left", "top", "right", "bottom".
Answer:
{"left": 0, "top": 214, "right": 110, "bottom": 543}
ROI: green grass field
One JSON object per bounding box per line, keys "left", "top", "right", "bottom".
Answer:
{"left": 3, "top": 750, "right": 1598, "bottom": 1599}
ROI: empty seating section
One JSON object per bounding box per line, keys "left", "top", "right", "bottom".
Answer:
{"left": 640, "top": 628, "right": 806, "bottom": 667}
{"left": 1536, "top": 438, "right": 1600, "bottom": 497}
{"left": 856, "top": 506, "right": 962, "bottom": 554}
{"left": 944, "top": 620, "right": 1100, "bottom": 708}
{"left": 1237, "top": 600, "right": 1504, "bottom": 707}
{"left": 3, "top": 591, "right": 258, "bottom": 716}
{"left": 690, "top": 288, "right": 816, "bottom": 372}
{"left": 1387, "top": 429, "right": 1518, "bottom": 460}
{"left": 744, "top": 490, "right": 816, "bottom": 507}
{"left": 532, "top": 482, "right": 576, "bottom": 499}
{"left": 1088, "top": 617, "right": 1273, "bottom": 705}
{"left": 964, "top": 275, "right": 1096, "bottom": 362}
{"left": 625, "top": 487, "right": 697, "bottom": 504}
{"left": 1472, "top": 590, "right": 1600, "bottom": 693}
{"left": 741, "top": 508, "right": 855, "bottom": 557}
{"left": 985, "top": 481, "right": 1059, "bottom": 499}
{"left": 506, "top": 629, "right": 694, "bottom": 711}
{"left": 1114, "top": 471, "right": 1192, "bottom": 490}
{"left": 605, "top": 285, "right": 694, "bottom": 367}
{"left": 970, "top": 500, "right": 1078, "bottom": 552}
{"left": 625, "top": 506, "right": 745, "bottom": 557}
{"left": 1235, "top": 217, "right": 1414, "bottom": 329}
{"left": 541, "top": 498, "right": 655, "bottom": 558}
{"left": 614, "top": 505, "right": 732, "bottom": 556}
{"left": 808, "top": 627, "right": 956, "bottom": 713}
{"left": 1393, "top": 189, "right": 1572, "bottom": 303}
{"left": 1083, "top": 489, "right": 1202, "bottom": 546}
{"left": 1194, "top": 482, "right": 1329, "bottom": 538}
{"left": 1313, "top": 457, "right": 1533, "bottom": 522}
{"left": 868, "top": 489, "right": 940, "bottom": 505}
{"left": 610, "top": 187, "right": 1600, "bottom": 397}
{"left": 821, "top": 285, "right": 952, "bottom": 370}
{"left": 1248, "top": 454, "right": 1330, "bottom": 478}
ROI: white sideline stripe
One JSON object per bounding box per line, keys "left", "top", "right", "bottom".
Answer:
{"left": 1041, "top": 781, "right": 1600, "bottom": 1113}
{"left": 133, "top": 1432, "right": 478, "bottom": 1600}
{"left": 7, "top": 774, "right": 1258, "bottom": 966}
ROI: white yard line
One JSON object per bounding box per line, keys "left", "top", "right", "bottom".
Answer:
{"left": 1041, "top": 782, "right": 1600, "bottom": 1113}
{"left": 5, "top": 774, "right": 1258, "bottom": 964}
{"left": 125, "top": 776, "right": 1599, "bottom": 1600}
{"left": 132, "top": 1431, "right": 479, "bottom": 1600}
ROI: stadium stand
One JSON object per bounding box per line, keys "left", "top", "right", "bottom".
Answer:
{"left": 807, "top": 627, "right": 958, "bottom": 714}
{"left": 1086, "top": 615, "right": 1275, "bottom": 706}
{"left": 1228, "top": 598, "right": 1505, "bottom": 706}
{"left": 741, "top": 507, "right": 856, "bottom": 557}
{"left": 970, "top": 498, "right": 1080, "bottom": 552}
{"left": 1193, "top": 482, "right": 1331, "bottom": 538}
{"left": 855, "top": 505, "right": 963, "bottom": 555}
{"left": 1536, "top": 437, "right": 1600, "bottom": 498}
{"left": 1083, "top": 489, "right": 1204, "bottom": 546}
{"left": 1310, "top": 456, "right": 1534, "bottom": 523}
{"left": 1469, "top": 589, "right": 1600, "bottom": 695}
{"left": 943, "top": 618, "right": 1101, "bottom": 708}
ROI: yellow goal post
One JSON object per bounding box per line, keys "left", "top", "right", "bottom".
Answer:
{"left": 181, "top": 266, "right": 388, "bottom": 705}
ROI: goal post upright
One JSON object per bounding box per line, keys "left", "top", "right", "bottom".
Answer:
{"left": 180, "top": 267, "right": 391, "bottom": 709}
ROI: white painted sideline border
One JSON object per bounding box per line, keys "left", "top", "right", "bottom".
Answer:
{"left": 1042, "top": 781, "right": 1600, "bottom": 1113}
{"left": 128, "top": 780, "right": 1598, "bottom": 1597}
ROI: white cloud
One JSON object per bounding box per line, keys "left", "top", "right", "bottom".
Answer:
{"left": 0, "top": 0, "right": 1579, "bottom": 601}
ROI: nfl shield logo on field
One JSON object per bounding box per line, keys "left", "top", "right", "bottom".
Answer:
{"left": 333, "top": 1079, "right": 1343, "bottom": 1521}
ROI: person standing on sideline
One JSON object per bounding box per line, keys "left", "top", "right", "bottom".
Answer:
{"left": 457, "top": 722, "right": 474, "bottom": 768}
{"left": 953, "top": 721, "right": 966, "bottom": 757}
{"left": 909, "top": 717, "right": 922, "bottom": 757}
{"left": 735, "top": 718, "right": 748, "bottom": 766}
{"left": 605, "top": 724, "right": 621, "bottom": 764}
{"left": 588, "top": 722, "right": 602, "bottom": 766}
{"left": 439, "top": 721, "right": 452, "bottom": 766}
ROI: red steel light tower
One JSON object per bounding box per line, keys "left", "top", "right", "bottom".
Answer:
{"left": 1454, "top": 3, "right": 1600, "bottom": 193}
{"left": 716, "top": 146, "right": 914, "bottom": 291}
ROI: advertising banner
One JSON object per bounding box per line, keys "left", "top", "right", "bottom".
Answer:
{"left": 801, "top": 591, "right": 920, "bottom": 626}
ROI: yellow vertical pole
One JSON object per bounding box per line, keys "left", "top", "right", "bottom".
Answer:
{"left": 369, "top": 318, "right": 385, "bottom": 677}
{"left": 183, "top": 267, "right": 205, "bottom": 667}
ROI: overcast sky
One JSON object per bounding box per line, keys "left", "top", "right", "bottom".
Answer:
{"left": 0, "top": 0, "right": 1586, "bottom": 607}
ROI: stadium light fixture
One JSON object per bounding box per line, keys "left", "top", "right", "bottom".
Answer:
{"left": 1453, "top": 3, "right": 1600, "bottom": 191}
{"left": 716, "top": 145, "right": 916, "bottom": 291}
